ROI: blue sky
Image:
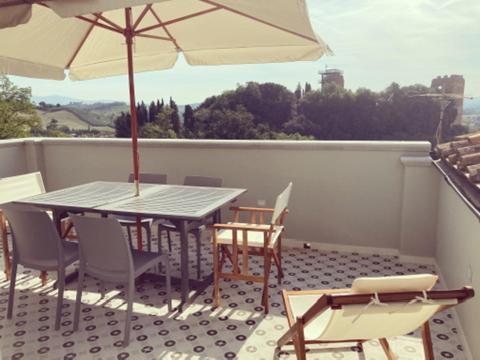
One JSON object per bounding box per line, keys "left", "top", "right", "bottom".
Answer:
{"left": 11, "top": 0, "right": 480, "bottom": 104}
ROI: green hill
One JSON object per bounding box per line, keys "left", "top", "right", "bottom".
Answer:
{"left": 36, "top": 102, "right": 129, "bottom": 132}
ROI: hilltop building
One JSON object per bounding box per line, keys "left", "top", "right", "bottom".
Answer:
{"left": 431, "top": 74, "right": 465, "bottom": 124}
{"left": 319, "top": 68, "right": 344, "bottom": 89}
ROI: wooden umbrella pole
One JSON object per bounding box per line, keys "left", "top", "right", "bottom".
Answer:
{"left": 125, "top": 7, "right": 143, "bottom": 251}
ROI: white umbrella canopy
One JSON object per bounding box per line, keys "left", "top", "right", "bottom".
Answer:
{"left": 0, "top": 0, "right": 331, "bottom": 80}
{"left": 0, "top": 0, "right": 330, "bottom": 249}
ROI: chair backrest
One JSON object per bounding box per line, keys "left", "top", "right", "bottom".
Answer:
{"left": 2, "top": 204, "right": 62, "bottom": 269}
{"left": 0, "top": 172, "right": 45, "bottom": 205}
{"left": 184, "top": 176, "right": 223, "bottom": 188}
{"left": 69, "top": 214, "right": 133, "bottom": 282}
{"left": 271, "top": 182, "right": 292, "bottom": 225}
{"left": 128, "top": 173, "right": 167, "bottom": 185}
{"left": 295, "top": 274, "right": 472, "bottom": 342}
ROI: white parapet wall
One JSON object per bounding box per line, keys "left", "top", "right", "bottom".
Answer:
{"left": 0, "top": 137, "right": 437, "bottom": 256}
{"left": 435, "top": 177, "right": 480, "bottom": 359}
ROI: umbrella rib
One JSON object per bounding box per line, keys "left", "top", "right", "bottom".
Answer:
{"left": 149, "top": 7, "right": 181, "bottom": 50}
{"left": 95, "top": 13, "right": 124, "bottom": 32}
{"left": 66, "top": 14, "right": 101, "bottom": 69}
{"left": 199, "top": 0, "right": 318, "bottom": 43}
{"left": 76, "top": 15, "right": 123, "bottom": 34}
{"left": 133, "top": 4, "right": 152, "bottom": 31}
{"left": 135, "top": 6, "right": 221, "bottom": 34}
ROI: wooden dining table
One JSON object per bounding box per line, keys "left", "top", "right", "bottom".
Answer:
{"left": 15, "top": 181, "right": 246, "bottom": 309}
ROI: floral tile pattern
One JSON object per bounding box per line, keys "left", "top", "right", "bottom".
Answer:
{"left": 0, "top": 231, "right": 468, "bottom": 360}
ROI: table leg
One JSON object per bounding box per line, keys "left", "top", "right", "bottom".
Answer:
{"left": 178, "top": 220, "right": 189, "bottom": 308}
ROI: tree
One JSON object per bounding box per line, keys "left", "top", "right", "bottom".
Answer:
{"left": 183, "top": 104, "right": 195, "bottom": 138}
{"left": 46, "top": 118, "right": 59, "bottom": 131}
{"left": 294, "top": 83, "right": 302, "bottom": 100}
{"left": 0, "top": 76, "right": 41, "bottom": 139}
{"left": 169, "top": 97, "right": 181, "bottom": 136}
{"left": 305, "top": 82, "right": 312, "bottom": 94}
{"left": 193, "top": 106, "right": 258, "bottom": 139}
{"left": 148, "top": 101, "right": 157, "bottom": 123}
{"left": 150, "top": 106, "right": 177, "bottom": 138}
{"left": 114, "top": 112, "right": 131, "bottom": 138}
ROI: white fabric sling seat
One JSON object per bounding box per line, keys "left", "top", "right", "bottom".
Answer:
{"left": 216, "top": 223, "right": 284, "bottom": 248}
{"left": 277, "top": 274, "right": 475, "bottom": 360}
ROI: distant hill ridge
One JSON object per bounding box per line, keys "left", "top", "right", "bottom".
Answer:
{"left": 34, "top": 96, "right": 200, "bottom": 131}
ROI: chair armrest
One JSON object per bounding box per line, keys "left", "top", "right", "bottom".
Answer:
{"left": 230, "top": 206, "right": 275, "bottom": 213}
{"left": 209, "top": 223, "right": 274, "bottom": 233}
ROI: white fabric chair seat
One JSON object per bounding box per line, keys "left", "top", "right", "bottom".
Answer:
{"left": 286, "top": 274, "right": 455, "bottom": 342}
{"left": 288, "top": 293, "right": 335, "bottom": 341}
{"left": 216, "top": 223, "right": 284, "bottom": 248}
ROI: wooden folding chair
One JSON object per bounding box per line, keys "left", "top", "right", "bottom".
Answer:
{"left": 211, "top": 182, "right": 292, "bottom": 314}
{"left": 277, "top": 274, "right": 475, "bottom": 360}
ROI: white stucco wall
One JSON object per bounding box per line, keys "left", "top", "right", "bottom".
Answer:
{"left": 0, "top": 140, "right": 27, "bottom": 177}
{"left": 10, "top": 137, "right": 433, "bottom": 254}
{"left": 435, "top": 177, "right": 480, "bottom": 359}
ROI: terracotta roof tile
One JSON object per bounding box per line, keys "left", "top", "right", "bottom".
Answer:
{"left": 436, "top": 131, "right": 480, "bottom": 185}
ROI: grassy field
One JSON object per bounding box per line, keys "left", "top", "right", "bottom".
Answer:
{"left": 35, "top": 103, "right": 126, "bottom": 133}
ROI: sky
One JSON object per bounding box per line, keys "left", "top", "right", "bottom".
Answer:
{"left": 10, "top": 0, "right": 480, "bottom": 105}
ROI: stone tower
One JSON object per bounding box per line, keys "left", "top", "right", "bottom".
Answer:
{"left": 319, "top": 68, "right": 344, "bottom": 89}
{"left": 431, "top": 74, "right": 465, "bottom": 124}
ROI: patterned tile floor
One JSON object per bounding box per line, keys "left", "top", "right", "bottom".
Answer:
{"left": 0, "top": 231, "right": 468, "bottom": 360}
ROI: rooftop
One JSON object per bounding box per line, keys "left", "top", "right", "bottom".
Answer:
{"left": 0, "top": 137, "right": 478, "bottom": 359}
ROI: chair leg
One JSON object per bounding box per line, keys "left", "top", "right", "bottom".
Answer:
{"left": 272, "top": 249, "right": 283, "bottom": 284}
{"left": 262, "top": 250, "right": 272, "bottom": 314}
{"left": 421, "top": 322, "right": 435, "bottom": 360}
{"left": 278, "top": 236, "right": 283, "bottom": 278}
{"left": 379, "top": 338, "right": 397, "bottom": 360}
{"left": 144, "top": 224, "right": 152, "bottom": 252}
{"left": 166, "top": 230, "right": 172, "bottom": 252}
{"left": 1, "top": 215, "right": 11, "bottom": 280}
{"left": 40, "top": 270, "right": 48, "bottom": 286}
{"left": 99, "top": 280, "right": 106, "bottom": 299}
{"left": 193, "top": 230, "right": 202, "bottom": 280}
{"left": 73, "top": 268, "right": 85, "bottom": 331}
{"left": 123, "top": 279, "right": 134, "bottom": 347}
{"left": 164, "top": 256, "right": 172, "bottom": 312}
{"left": 7, "top": 260, "right": 18, "bottom": 319}
{"left": 126, "top": 225, "right": 133, "bottom": 249}
{"left": 213, "top": 243, "right": 220, "bottom": 307}
{"left": 55, "top": 269, "right": 65, "bottom": 330}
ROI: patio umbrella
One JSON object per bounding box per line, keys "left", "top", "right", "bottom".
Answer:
{"left": 0, "top": 0, "right": 331, "bottom": 246}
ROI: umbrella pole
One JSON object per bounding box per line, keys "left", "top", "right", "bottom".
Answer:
{"left": 125, "top": 7, "right": 143, "bottom": 251}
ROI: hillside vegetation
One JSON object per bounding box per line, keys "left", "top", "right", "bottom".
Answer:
{"left": 36, "top": 102, "right": 129, "bottom": 133}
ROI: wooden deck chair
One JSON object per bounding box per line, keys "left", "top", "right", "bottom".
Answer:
{"left": 211, "top": 182, "right": 292, "bottom": 314}
{"left": 277, "top": 274, "right": 474, "bottom": 360}
{"left": 0, "top": 172, "right": 74, "bottom": 282}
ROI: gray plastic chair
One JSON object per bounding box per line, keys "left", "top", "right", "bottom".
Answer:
{"left": 70, "top": 214, "right": 171, "bottom": 347}
{"left": 3, "top": 204, "right": 78, "bottom": 331}
{"left": 117, "top": 173, "right": 167, "bottom": 251}
{"left": 158, "top": 176, "right": 223, "bottom": 279}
